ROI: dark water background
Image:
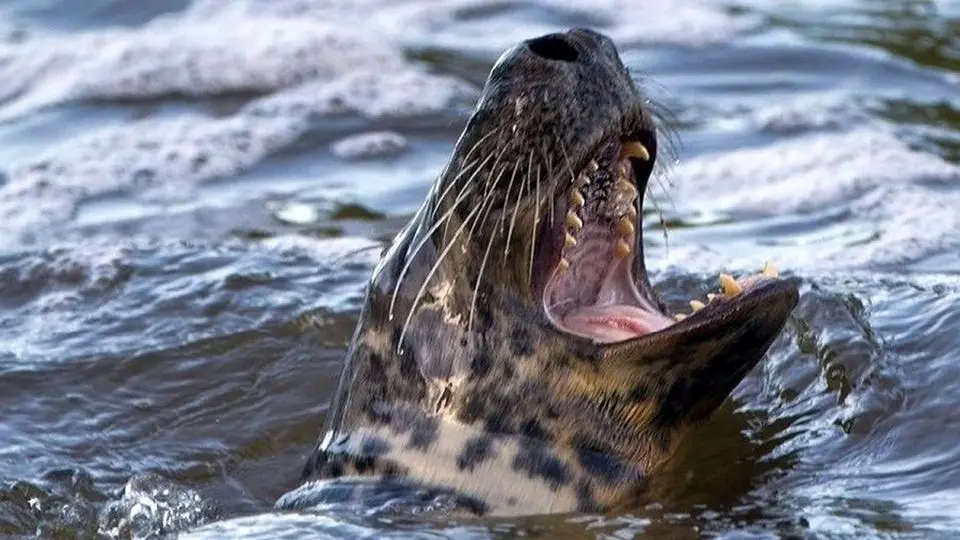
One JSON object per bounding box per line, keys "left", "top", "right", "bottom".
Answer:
{"left": 0, "top": 0, "right": 957, "bottom": 538}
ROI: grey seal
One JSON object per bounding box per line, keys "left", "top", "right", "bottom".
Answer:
{"left": 294, "top": 28, "right": 799, "bottom": 517}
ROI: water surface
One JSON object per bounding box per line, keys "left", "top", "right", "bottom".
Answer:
{"left": 0, "top": 0, "right": 957, "bottom": 537}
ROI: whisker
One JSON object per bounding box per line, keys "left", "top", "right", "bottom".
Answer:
{"left": 547, "top": 297, "right": 576, "bottom": 310}
{"left": 500, "top": 158, "right": 523, "bottom": 259}
{"left": 397, "top": 185, "right": 493, "bottom": 351}
{"left": 545, "top": 146, "right": 556, "bottom": 224}
{"left": 428, "top": 126, "right": 504, "bottom": 221}
{"left": 622, "top": 74, "right": 683, "bottom": 264}
{"left": 467, "top": 164, "right": 510, "bottom": 331}
{"left": 443, "top": 138, "right": 513, "bottom": 241}
{"left": 528, "top": 149, "right": 541, "bottom": 285}
{"left": 557, "top": 137, "right": 578, "bottom": 193}
{"left": 463, "top": 164, "right": 503, "bottom": 264}
{"left": 388, "top": 149, "right": 500, "bottom": 320}
{"left": 645, "top": 186, "right": 671, "bottom": 253}
{"left": 328, "top": 243, "right": 384, "bottom": 266}
{"left": 505, "top": 157, "right": 528, "bottom": 260}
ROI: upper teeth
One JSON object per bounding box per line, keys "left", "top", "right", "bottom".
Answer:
{"left": 619, "top": 141, "right": 651, "bottom": 161}
{"left": 570, "top": 190, "right": 585, "bottom": 208}
{"left": 556, "top": 151, "right": 641, "bottom": 273}
{"left": 617, "top": 161, "right": 629, "bottom": 178}
{"left": 615, "top": 178, "right": 638, "bottom": 199}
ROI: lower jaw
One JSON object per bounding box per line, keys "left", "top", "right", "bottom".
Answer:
{"left": 544, "top": 258, "right": 784, "bottom": 345}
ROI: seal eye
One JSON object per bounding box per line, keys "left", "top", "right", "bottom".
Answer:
{"left": 527, "top": 34, "right": 580, "bottom": 63}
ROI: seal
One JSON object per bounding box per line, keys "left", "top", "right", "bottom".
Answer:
{"left": 294, "top": 28, "right": 799, "bottom": 516}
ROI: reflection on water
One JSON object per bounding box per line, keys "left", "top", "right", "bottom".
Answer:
{"left": 0, "top": 0, "right": 957, "bottom": 537}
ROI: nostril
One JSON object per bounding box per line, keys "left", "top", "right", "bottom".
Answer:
{"left": 527, "top": 34, "right": 580, "bottom": 63}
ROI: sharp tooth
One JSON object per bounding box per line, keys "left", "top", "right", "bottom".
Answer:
{"left": 569, "top": 189, "right": 585, "bottom": 208}
{"left": 674, "top": 313, "right": 687, "bottom": 321}
{"left": 617, "top": 161, "right": 628, "bottom": 178}
{"left": 620, "top": 141, "right": 651, "bottom": 161}
{"left": 719, "top": 273, "right": 743, "bottom": 297}
{"left": 615, "top": 238, "right": 631, "bottom": 257}
{"left": 616, "top": 179, "right": 638, "bottom": 198}
{"left": 578, "top": 173, "right": 591, "bottom": 187}
{"left": 557, "top": 258, "right": 570, "bottom": 273}
{"left": 706, "top": 293, "right": 718, "bottom": 302}
{"left": 689, "top": 300, "right": 706, "bottom": 312}
{"left": 566, "top": 211, "right": 583, "bottom": 231}
{"left": 762, "top": 260, "right": 778, "bottom": 277}
{"left": 586, "top": 160, "right": 599, "bottom": 173}
{"left": 617, "top": 217, "right": 635, "bottom": 237}
{"left": 565, "top": 233, "right": 577, "bottom": 249}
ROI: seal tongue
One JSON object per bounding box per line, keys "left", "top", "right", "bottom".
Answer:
{"left": 561, "top": 255, "right": 673, "bottom": 343}
{"left": 562, "top": 305, "right": 664, "bottom": 342}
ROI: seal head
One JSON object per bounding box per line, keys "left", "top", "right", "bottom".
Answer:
{"left": 296, "top": 28, "right": 800, "bottom": 516}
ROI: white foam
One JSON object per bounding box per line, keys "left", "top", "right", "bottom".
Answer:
{"left": 259, "top": 235, "right": 382, "bottom": 264}
{"left": 750, "top": 94, "right": 870, "bottom": 133}
{"left": 0, "top": 17, "right": 403, "bottom": 122}
{"left": 331, "top": 131, "right": 408, "bottom": 160}
{"left": 0, "top": 114, "right": 301, "bottom": 244}
{"left": 245, "top": 69, "right": 474, "bottom": 120}
{"left": 0, "top": 0, "right": 740, "bottom": 123}
{"left": 674, "top": 128, "right": 958, "bottom": 214}
{"left": 553, "top": 0, "right": 759, "bottom": 48}
{"left": 656, "top": 128, "right": 960, "bottom": 270}
{"left": 847, "top": 184, "right": 960, "bottom": 267}
{"left": 184, "top": 0, "right": 755, "bottom": 52}
{"left": 0, "top": 11, "right": 474, "bottom": 245}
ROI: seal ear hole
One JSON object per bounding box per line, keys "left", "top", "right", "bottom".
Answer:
{"left": 527, "top": 34, "right": 580, "bottom": 63}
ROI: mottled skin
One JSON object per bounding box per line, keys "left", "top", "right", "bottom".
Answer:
{"left": 297, "top": 29, "right": 799, "bottom": 516}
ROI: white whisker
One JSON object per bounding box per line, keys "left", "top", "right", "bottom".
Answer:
{"left": 388, "top": 148, "right": 500, "bottom": 320}
{"left": 397, "top": 186, "right": 494, "bottom": 351}
{"left": 501, "top": 158, "right": 524, "bottom": 259}
{"left": 427, "top": 126, "right": 504, "bottom": 222}
{"left": 528, "top": 150, "right": 540, "bottom": 285}
{"left": 468, "top": 164, "right": 511, "bottom": 332}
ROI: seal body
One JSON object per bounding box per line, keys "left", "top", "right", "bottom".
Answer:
{"left": 296, "top": 28, "right": 799, "bottom": 516}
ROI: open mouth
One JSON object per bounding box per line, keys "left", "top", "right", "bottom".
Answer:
{"left": 537, "top": 136, "right": 781, "bottom": 344}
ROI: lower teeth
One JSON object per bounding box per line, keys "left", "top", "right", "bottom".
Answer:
{"left": 672, "top": 261, "right": 781, "bottom": 321}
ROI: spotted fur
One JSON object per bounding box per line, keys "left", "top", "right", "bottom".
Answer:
{"left": 298, "top": 28, "right": 799, "bottom": 516}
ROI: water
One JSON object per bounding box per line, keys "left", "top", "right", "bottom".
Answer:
{"left": 0, "top": 0, "right": 956, "bottom": 537}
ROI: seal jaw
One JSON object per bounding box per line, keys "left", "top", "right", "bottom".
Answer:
{"left": 536, "top": 133, "right": 798, "bottom": 347}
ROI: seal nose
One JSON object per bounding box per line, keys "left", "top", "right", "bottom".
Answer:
{"left": 526, "top": 33, "right": 580, "bottom": 63}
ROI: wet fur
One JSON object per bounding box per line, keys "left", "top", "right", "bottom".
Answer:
{"left": 299, "top": 28, "right": 798, "bottom": 515}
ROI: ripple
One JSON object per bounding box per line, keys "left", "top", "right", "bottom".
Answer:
{"left": 0, "top": 0, "right": 956, "bottom": 537}
{"left": 659, "top": 128, "right": 960, "bottom": 271}
{"left": 0, "top": 235, "right": 378, "bottom": 367}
